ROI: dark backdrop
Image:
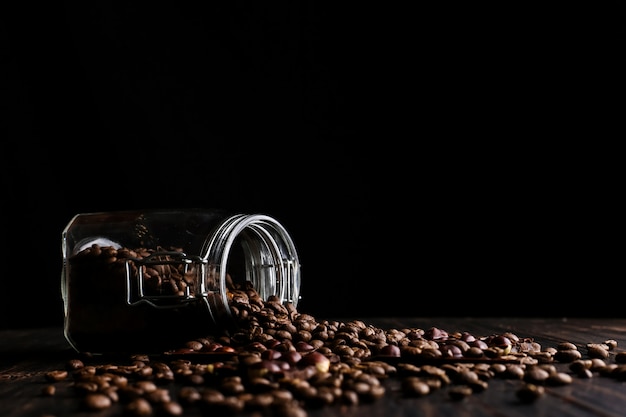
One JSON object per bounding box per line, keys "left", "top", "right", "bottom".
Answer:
{"left": 2, "top": 2, "right": 624, "bottom": 329}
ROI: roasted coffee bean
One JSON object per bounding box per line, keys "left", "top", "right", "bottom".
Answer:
{"left": 44, "top": 370, "right": 68, "bottom": 382}
{"left": 503, "top": 364, "right": 525, "bottom": 380}
{"left": 402, "top": 377, "right": 431, "bottom": 397}
{"left": 547, "top": 372, "right": 573, "bottom": 385}
{"left": 340, "top": 389, "right": 360, "bottom": 405}
{"left": 273, "top": 402, "right": 308, "bottom": 417}
{"left": 220, "top": 379, "right": 246, "bottom": 396}
{"left": 489, "top": 363, "right": 507, "bottom": 375}
{"left": 610, "top": 365, "right": 626, "bottom": 380}
{"left": 448, "top": 385, "right": 473, "bottom": 401}
{"left": 590, "top": 358, "right": 608, "bottom": 371}
{"left": 177, "top": 386, "right": 201, "bottom": 405}
{"left": 83, "top": 393, "right": 112, "bottom": 410}
{"left": 125, "top": 397, "right": 153, "bottom": 416}
{"left": 101, "top": 387, "right": 119, "bottom": 403}
{"left": 74, "top": 381, "right": 100, "bottom": 395}
{"left": 554, "top": 349, "right": 582, "bottom": 362}
{"left": 524, "top": 367, "right": 550, "bottom": 383}
{"left": 145, "top": 387, "right": 171, "bottom": 404}
{"left": 159, "top": 401, "right": 183, "bottom": 416}
{"left": 530, "top": 351, "right": 554, "bottom": 363}
{"left": 598, "top": 363, "right": 619, "bottom": 377}
{"left": 65, "top": 359, "right": 85, "bottom": 371}
{"left": 569, "top": 359, "right": 591, "bottom": 373}
{"left": 41, "top": 384, "right": 56, "bottom": 396}
{"left": 557, "top": 342, "right": 578, "bottom": 351}
{"left": 517, "top": 383, "right": 545, "bottom": 403}
{"left": 587, "top": 344, "right": 610, "bottom": 359}
{"left": 469, "top": 379, "right": 489, "bottom": 393}
{"left": 200, "top": 388, "right": 225, "bottom": 405}
{"left": 616, "top": 352, "right": 626, "bottom": 364}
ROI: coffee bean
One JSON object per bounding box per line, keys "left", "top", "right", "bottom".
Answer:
{"left": 402, "top": 377, "right": 430, "bottom": 397}
{"left": 159, "top": 401, "right": 183, "bottom": 416}
{"left": 65, "top": 359, "right": 85, "bottom": 371}
{"left": 83, "top": 393, "right": 112, "bottom": 410}
{"left": 41, "top": 384, "right": 56, "bottom": 396}
{"left": 554, "top": 349, "right": 582, "bottom": 362}
{"left": 547, "top": 372, "right": 573, "bottom": 385}
{"left": 587, "top": 344, "right": 610, "bottom": 359}
{"left": 517, "top": 383, "right": 545, "bottom": 403}
{"left": 125, "top": 397, "right": 152, "bottom": 416}
{"left": 524, "top": 367, "right": 550, "bottom": 383}
{"left": 44, "top": 370, "right": 68, "bottom": 382}
{"left": 448, "top": 385, "right": 473, "bottom": 401}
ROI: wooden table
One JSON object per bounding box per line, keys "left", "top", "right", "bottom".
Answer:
{"left": 3, "top": 317, "right": 626, "bottom": 417}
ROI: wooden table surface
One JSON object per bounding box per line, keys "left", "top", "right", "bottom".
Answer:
{"left": 3, "top": 317, "right": 626, "bottom": 417}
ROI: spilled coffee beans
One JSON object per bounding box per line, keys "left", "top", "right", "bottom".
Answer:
{"left": 47, "top": 244, "right": 626, "bottom": 415}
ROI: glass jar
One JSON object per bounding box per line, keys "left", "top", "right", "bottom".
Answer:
{"left": 61, "top": 209, "right": 301, "bottom": 354}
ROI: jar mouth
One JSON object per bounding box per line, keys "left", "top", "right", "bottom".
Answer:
{"left": 201, "top": 214, "right": 301, "bottom": 323}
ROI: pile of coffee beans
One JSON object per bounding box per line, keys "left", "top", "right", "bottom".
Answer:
{"left": 55, "top": 245, "right": 626, "bottom": 416}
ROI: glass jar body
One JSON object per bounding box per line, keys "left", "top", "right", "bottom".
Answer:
{"left": 61, "top": 209, "right": 301, "bottom": 354}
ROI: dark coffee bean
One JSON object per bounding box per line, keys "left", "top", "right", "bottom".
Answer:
{"left": 554, "top": 349, "right": 582, "bottom": 362}
{"left": 524, "top": 367, "right": 550, "bottom": 383}
{"left": 402, "top": 377, "right": 430, "bottom": 397}
{"left": 125, "top": 397, "right": 153, "bottom": 416}
{"left": 469, "top": 379, "right": 489, "bottom": 393}
{"left": 177, "top": 386, "right": 201, "bottom": 405}
{"left": 569, "top": 359, "right": 591, "bottom": 373}
{"left": 83, "top": 393, "right": 112, "bottom": 410}
{"left": 65, "top": 359, "right": 85, "bottom": 371}
{"left": 300, "top": 351, "right": 330, "bottom": 373}
{"left": 200, "top": 388, "right": 225, "bottom": 405}
{"left": 547, "top": 372, "right": 573, "bottom": 385}
{"left": 145, "top": 388, "right": 171, "bottom": 404}
{"left": 159, "top": 401, "right": 183, "bottom": 416}
{"left": 378, "top": 344, "right": 401, "bottom": 357}
{"left": 448, "top": 385, "right": 472, "bottom": 401}
{"left": 340, "top": 389, "right": 359, "bottom": 405}
{"left": 517, "top": 383, "right": 544, "bottom": 403}
{"left": 45, "top": 370, "right": 68, "bottom": 382}
{"left": 557, "top": 342, "right": 578, "bottom": 351}
{"left": 587, "top": 344, "right": 610, "bottom": 359}
{"left": 273, "top": 402, "right": 308, "bottom": 417}
{"left": 41, "top": 384, "right": 56, "bottom": 396}
{"left": 504, "top": 364, "right": 525, "bottom": 380}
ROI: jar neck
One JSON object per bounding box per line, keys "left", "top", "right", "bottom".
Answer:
{"left": 201, "top": 214, "right": 301, "bottom": 322}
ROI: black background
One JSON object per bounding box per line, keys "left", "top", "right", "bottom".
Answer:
{"left": 2, "top": 2, "right": 624, "bottom": 329}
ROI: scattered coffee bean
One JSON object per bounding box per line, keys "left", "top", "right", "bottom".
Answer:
{"left": 41, "top": 384, "right": 56, "bottom": 396}
{"left": 517, "top": 383, "right": 545, "bottom": 403}
{"left": 83, "top": 393, "right": 112, "bottom": 410}
{"left": 448, "top": 385, "right": 473, "bottom": 401}
{"left": 616, "top": 352, "right": 626, "bottom": 364}
{"left": 125, "top": 397, "right": 153, "bottom": 416}
{"left": 44, "top": 370, "right": 68, "bottom": 382}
